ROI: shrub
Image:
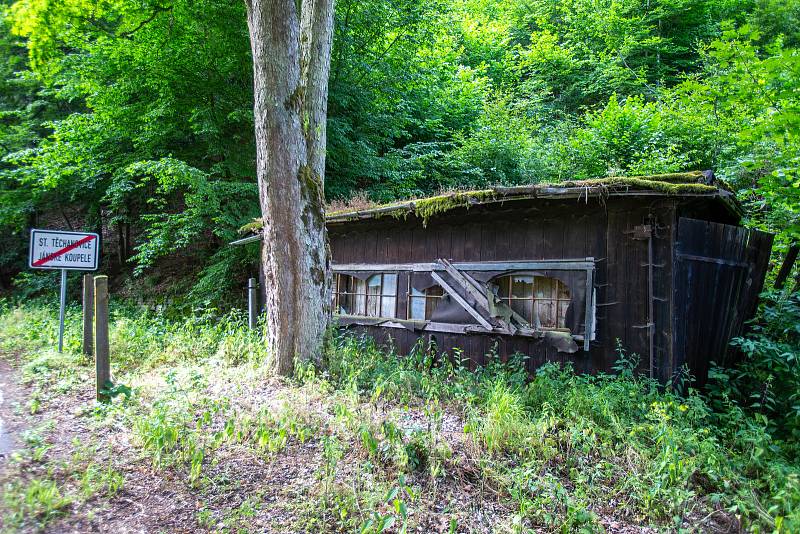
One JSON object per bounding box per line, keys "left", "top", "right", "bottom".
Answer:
{"left": 710, "top": 291, "right": 800, "bottom": 450}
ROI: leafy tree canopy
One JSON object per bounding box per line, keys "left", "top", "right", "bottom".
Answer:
{"left": 1, "top": 0, "right": 798, "bottom": 302}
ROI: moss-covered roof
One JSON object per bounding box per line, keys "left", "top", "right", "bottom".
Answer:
{"left": 234, "top": 171, "right": 739, "bottom": 239}
{"left": 325, "top": 171, "right": 739, "bottom": 226}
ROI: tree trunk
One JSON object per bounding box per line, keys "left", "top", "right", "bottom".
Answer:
{"left": 245, "top": 0, "right": 334, "bottom": 375}
{"left": 774, "top": 242, "right": 798, "bottom": 291}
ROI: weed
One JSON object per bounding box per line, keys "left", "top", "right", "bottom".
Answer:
{"left": 3, "top": 301, "right": 800, "bottom": 532}
{"left": 2, "top": 478, "right": 72, "bottom": 530}
{"left": 79, "top": 463, "right": 125, "bottom": 499}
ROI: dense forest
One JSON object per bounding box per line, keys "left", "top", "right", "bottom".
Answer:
{"left": 2, "top": 1, "right": 800, "bottom": 532}
{"left": 1, "top": 0, "right": 798, "bottom": 303}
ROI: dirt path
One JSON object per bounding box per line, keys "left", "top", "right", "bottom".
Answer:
{"left": 0, "top": 357, "right": 25, "bottom": 467}
{"left": 0, "top": 359, "right": 332, "bottom": 533}
{"left": 0, "top": 356, "right": 200, "bottom": 533}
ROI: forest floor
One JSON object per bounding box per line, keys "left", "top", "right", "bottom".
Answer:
{"left": 1, "top": 303, "right": 796, "bottom": 533}
{"left": 0, "top": 348, "right": 664, "bottom": 534}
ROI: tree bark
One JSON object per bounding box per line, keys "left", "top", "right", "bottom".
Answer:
{"left": 245, "top": 0, "right": 334, "bottom": 375}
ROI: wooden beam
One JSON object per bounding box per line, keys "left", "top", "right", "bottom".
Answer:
{"left": 332, "top": 259, "right": 596, "bottom": 273}
{"left": 676, "top": 253, "right": 750, "bottom": 268}
{"left": 451, "top": 259, "right": 595, "bottom": 271}
{"left": 583, "top": 267, "right": 594, "bottom": 352}
{"left": 333, "top": 262, "right": 435, "bottom": 272}
{"left": 430, "top": 271, "right": 493, "bottom": 329}
{"left": 94, "top": 276, "right": 110, "bottom": 403}
{"left": 438, "top": 259, "right": 490, "bottom": 309}
{"left": 437, "top": 259, "right": 518, "bottom": 334}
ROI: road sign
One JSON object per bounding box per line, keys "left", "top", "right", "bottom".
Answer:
{"left": 29, "top": 229, "right": 101, "bottom": 352}
{"left": 29, "top": 229, "right": 100, "bottom": 271}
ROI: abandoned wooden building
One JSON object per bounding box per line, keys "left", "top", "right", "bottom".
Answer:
{"left": 235, "top": 171, "right": 773, "bottom": 385}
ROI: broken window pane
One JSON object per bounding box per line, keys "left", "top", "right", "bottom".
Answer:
{"left": 495, "top": 274, "right": 571, "bottom": 330}
{"left": 355, "top": 278, "right": 367, "bottom": 315}
{"left": 382, "top": 273, "right": 397, "bottom": 295}
{"left": 366, "top": 275, "right": 382, "bottom": 317}
{"left": 408, "top": 285, "right": 443, "bottom": 320}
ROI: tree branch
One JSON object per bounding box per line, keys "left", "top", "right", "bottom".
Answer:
{"left": 118, "top": 5, "right": 174, "bottom": 40}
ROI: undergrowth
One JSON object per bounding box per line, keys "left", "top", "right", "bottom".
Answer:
{"left": 1, "top": 298, "right": 798, "bottom": 532}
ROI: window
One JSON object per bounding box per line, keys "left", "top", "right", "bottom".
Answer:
{"left": 494, "top": 275, "right": 570, "bottom": 330}
{"left": 333, "top": 273, "right": 398, "bottom": 318}
{"left": 408, "top": 286, "right": 444, "bottom": 320}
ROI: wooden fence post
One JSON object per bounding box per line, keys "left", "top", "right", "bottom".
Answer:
{"left": 82, "top": 273, "right": 94, "bottom": 359}
{"left": 94, "top": 275, "right": 110, "bottom": 403}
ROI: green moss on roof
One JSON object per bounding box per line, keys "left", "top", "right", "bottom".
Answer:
{"left": 410, "top": 189, "right": 496, "bottom": 225}
{"left": 241, "top": 171, "right": 728, "bottom": 233}
{"left": 560, "top": 175, "right": 717, "bottom": 194}
{"left": 238, "top": 218, "right": 263, "bottom": 234}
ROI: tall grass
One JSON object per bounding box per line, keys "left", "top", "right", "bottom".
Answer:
{"left": 321, "top": 335, "right": 800, "bottom": 531}
{"left": 2, "top": 300, "right": 798, "bottom": 531}
{"left": 0, "top": 298, "right": 270, "bottom": 377}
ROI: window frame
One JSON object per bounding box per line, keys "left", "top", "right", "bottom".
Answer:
{"left": 331, "top": 259, "right": 596, "bottom": 351}
{"left": 407, "top": 283, "right": 444, "bottom": 321}
{"left": 333, "top": 272, "right": 398, "bottom": 319}
{"left": 494, "top": 273, "right": 572, "bottom": 331}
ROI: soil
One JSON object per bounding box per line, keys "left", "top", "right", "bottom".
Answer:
{"left": 0, "top": 358, "right": 25, "bottom": 465}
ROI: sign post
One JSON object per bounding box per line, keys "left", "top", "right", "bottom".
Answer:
{"left": 29, "top": 229, "right": 100, "bottom": 352}
{"left": 58, "top": 269, "right": 67, "bottom": 352}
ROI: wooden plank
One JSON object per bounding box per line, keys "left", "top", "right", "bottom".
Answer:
{"left": 332, "top": 260, "right": 596, "bottom": 272}
{"left": 583, "top": 267, "right": 594, "bottom": 352}
{"left": 710, "top": 225, "right": 743, "bottom": 365}
{"left": 436, "top": 225, "right": 452, "bottom": 260}
{"left": 562, "top": 212, "right": 586, "bottom": 258}
{"left": 439, "top": 259, "right": 490, "bottom": 310}
{"left": 523, "top": 211, "right": 545, "bottom": 261}
{"left": 604, "top": 209, "right": 624, "bottom": 370}
{"left": 508, "top": 216, "right": 530, "bottom": 261}
{"left": 651, "top": 204, "right": 674, "bottom": 382}
{"left": 450, "top": 260, "right": 596, "bottom": 271}
{"left": 463, "top": 222, "right": 481, "bottom": 261}
{"left": 430, "top": 271, "right": 493, "bottom": 329}
{"left": 424, "top": 224, "right": 438, "bottom": 262}
{"left": 410, "top": 225, "right": 425, "bottom": 263}
{"left": 94, "top": 275, "right": 111, "bottom": 403}
{"left": 495, "top": 220, "right": 512, "bottom": 260}
{"left": 480, "top": 222, "right": 497, "bottom": 261}
{"left": 540, "top": 217, "right": 558, "bottom": 260}
{"left": 450, "top": 224, "right": 466, "bottom": 262}
{"left": 675, "top": 253, "right": 750, "bottom": 268}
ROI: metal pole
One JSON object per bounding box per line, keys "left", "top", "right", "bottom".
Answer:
{"left": 248, "top": 277, "right": 257, "bottom": 329}
{"left": 58, "top": 269, "right": 67, "bottom": 353}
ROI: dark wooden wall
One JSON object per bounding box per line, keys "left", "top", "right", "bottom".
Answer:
{"left": 329, "top": 197, "right": 683, "bottom": 377}
{"left": 672, "top": 217, "right": 773, "bottom": 386}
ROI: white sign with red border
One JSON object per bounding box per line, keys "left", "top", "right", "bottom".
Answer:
{"left": 29, "top": 229, "right": 100, "bottom": 271}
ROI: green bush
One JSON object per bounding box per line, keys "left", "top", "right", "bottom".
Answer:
{"left": 710, "top": 291, "right": 800, "bottom": 450}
